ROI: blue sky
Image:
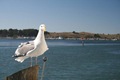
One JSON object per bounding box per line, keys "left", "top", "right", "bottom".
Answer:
{"left": 0, "top": 0, "right": 120, "bottom": 34}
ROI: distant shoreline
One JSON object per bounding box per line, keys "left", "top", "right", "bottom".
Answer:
{"left": 0, "top": 29, "right": 120, "bottom": 40}
{"left": 0, "top": 36, "right": 119, "bottom": 41}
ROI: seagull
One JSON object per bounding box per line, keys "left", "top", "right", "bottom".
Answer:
{"left": 12, "top": 24, "right": 49, "bottom": 66}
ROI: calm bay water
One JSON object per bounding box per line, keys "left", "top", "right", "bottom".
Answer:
{"left": 0, "top": 39, "right": 120, "bottom": 80}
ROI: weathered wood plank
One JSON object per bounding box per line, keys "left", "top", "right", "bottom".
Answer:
{"left": 6, "top": 65, "right": 39, "bottom": 80}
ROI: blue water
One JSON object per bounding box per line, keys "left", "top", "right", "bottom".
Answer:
{"left": 0, "top": 39, "right": 120, "bottom": 80}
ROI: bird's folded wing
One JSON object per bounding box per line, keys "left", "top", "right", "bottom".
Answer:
{"left": 15, "top": 41, "right": 34, "bottom": 56}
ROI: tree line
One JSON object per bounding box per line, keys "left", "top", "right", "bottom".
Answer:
{"left": 0, "top": 29, "right": 38, "bottom": 37}
{"left": 0, "top": 29, "right": 119, "bottom": 40}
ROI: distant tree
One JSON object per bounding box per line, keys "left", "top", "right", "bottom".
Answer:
{"left": 72, "top": 31, "right": 79, "bottom": 34}
{"left": 18, "top": 30, "right": 24, "bottom": 36}
{"left": 8, "top": 28, "right": 14, "bottom": 37}
{"left": 94, "top": 34, "right": 101, "bottom": 38}
{"left": 0, "top": 29, "right": 8, "bottom": 37}
{"left": 72, "top": 31, "right": 76, "bottom": 34}
{"left": 22, "top": 29, "right": 38, "bottom": 37}
{"left": 44, "top": 31, "right": 50, "bottom": 35}
{"left": 8, "top": 28, "right": 18, "bottom": 37}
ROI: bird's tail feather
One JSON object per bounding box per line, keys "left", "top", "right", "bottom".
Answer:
{"left": 15, "top": 57, "right": 28, "bottom": 63}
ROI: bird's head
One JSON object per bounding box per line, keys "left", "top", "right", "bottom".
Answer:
{"left": 39, "top": 24, "right": 46, "bottom": 31}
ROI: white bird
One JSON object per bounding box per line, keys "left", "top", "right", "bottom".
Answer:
{"left": 12, "top": 24, "right": 49, "bottom": 66}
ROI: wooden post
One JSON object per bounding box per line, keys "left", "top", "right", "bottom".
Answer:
{"left": 6, "top": 65, "right": 39, "bottom": 80}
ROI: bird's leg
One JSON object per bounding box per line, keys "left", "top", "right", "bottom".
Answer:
{"left": 31, "top": 57, "right": 32, "bottom": 67}
{"left": 36, "top": 57, "right": 38, "bottom": 65}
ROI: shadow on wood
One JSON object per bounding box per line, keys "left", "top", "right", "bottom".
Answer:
{"left": 6, "top": 65, "right": 39, "bottom": 80}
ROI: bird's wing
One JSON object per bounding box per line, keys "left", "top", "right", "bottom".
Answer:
{"left": 18, "top": 41, "right": 34, "bottom": 48}
{"left": 26, "top": 39, "right": 49, "bottom": 57}
{"left": 14, "top": 41, "right": 34, "bottom": 57}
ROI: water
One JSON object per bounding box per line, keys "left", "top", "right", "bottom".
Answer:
{"left": 0, "top": 39, "right": 120, "bottom": 80}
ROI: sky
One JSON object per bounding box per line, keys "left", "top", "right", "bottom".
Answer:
{"left": 0, "top": 0, "right": 120, "bottom": 34}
